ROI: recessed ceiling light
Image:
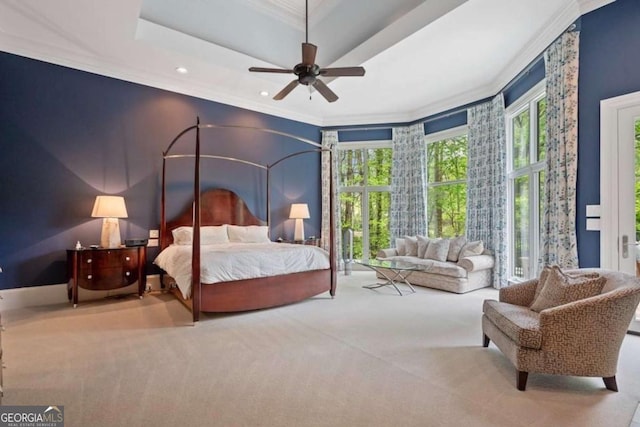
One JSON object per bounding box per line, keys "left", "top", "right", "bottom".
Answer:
{"left": 175, "top": 66, "right": 188, "bottom": 74}
{"left": 260, "top": 91, "right": 269, "bottom": 97}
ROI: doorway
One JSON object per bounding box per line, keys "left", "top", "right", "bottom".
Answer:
{"left": 600, "top": 91, "right": 640, "bottom": 333}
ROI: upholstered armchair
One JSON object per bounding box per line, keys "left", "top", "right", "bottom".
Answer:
{"left": 482, "top": 268, "right": 640, "bottom": 391}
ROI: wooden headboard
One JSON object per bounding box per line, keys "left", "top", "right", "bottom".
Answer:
{"left": 162, "top": 188, "right": 266, "bottom": 248}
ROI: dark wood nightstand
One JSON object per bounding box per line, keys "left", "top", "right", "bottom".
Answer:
{"left": 67, "top": 246, "right": 146, "bottom": 307}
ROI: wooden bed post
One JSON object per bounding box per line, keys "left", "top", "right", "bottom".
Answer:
{"left": 328, "top": 147, "right": 337, "bottom": 297}
{"left": 192, "top": 118, "right": 202, "bottom": 322}
{"left": 266, "top": 167, "right": 271, "bottom": 237}
{"left": 161, "top": 156, "right": 166, "bottom": 249}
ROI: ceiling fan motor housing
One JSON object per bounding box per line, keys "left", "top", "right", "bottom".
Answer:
{"left": 294, "top": 63, "right": 319, "bottom": 85}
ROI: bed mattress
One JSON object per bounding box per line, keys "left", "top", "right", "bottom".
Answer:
{"left": 154, "top": 242, "right": 330, "bottom": 299}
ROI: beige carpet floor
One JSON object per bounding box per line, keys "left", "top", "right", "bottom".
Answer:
{"left": 3, "top": 271, "right": 640, "bottom": 427}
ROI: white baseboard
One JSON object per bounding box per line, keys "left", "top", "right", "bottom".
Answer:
{"left": 0, "top": 275, "right": 161, "bottom": 311}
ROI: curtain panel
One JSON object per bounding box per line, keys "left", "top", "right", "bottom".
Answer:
{"left": 321, "top": 130, "right": 341, "bottom": 269}
{"left": 539, "top": 30, "right": 580, "bottom": 269}
{"left": 466, "top": 94, "right": 507, "bottom": 289}
{"left": 390, "top": 124, "right": 427, "bottom": 241}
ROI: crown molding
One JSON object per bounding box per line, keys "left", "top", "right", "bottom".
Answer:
{"left": 486, "top": 1, "right": 580, "bottom": 100}
{"left": 578, "top": 0, "right": 615, "bottom": 15}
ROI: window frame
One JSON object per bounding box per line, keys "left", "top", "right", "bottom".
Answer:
{"left": 506, "top": 80, "right": 546, "bottom": 281}
{"left": 424, "top": 125, "right": 469, "bottom": 238}
{"left": 337, "top": 139, "right": 392, "bottom": 262}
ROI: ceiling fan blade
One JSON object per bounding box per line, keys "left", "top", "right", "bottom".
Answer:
{"left": 249, "top": 67, "right": 294, "bottom": 74}
{"left": 319, "top": 66, "right": 366, "bottom": 77}
{"left": 273, "top": 80, "right": 300, "bottom": 100}
{"left": 302, "top": 43, "right": 317, "bottom": 66}
{"left": 312, "top": 79, "right": 338, "bottom": 103}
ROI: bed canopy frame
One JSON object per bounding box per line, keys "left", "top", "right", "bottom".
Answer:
{"left": 161, "top": 118, "right": 336, "bottom": 322}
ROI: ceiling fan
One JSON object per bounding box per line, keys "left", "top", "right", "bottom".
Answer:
{"left": 248, "top": 0, "right": 365, "bottom": 102}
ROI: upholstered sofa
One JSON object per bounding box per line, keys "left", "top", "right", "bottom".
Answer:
{"left": 376, "top": 235, "right": 494, "bottom": 293}
{"left": 482, "top": 267, "right": 640, "bottom": 391}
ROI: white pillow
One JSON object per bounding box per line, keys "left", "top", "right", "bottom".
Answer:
{"left": 417, "top": 236, "right": 430, "bottom": 258}
{"left": 201, "top": 225, "right": 229, "bottom": 245}
{"left": 404, "top": 236, "right": 418, "bottom": 256}
{"left": 425, "top": 238, "right": 450, "bottom": 262}
{"left": 395, "top": 238, "right": 407, "bottom": 256}
{"left": 447, "top": 236, "right": 467, "bottom": 262}
{"left": 459, "top": 240, "right": 484, "bottom": 258}
{"left": 172, "top": 226, "right": 193, "bottom": 245}
{"left": 227, "top": 225, "right": 270, "bottom": 243}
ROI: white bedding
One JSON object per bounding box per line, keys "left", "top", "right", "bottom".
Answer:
{"left": 154, "top": 242, "right": 330, "bottom": 299}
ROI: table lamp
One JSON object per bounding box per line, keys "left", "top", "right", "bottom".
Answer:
{"left": 91, "top": 195, "right": 128, "bottom": 248}
{"left": 289, "top": 203, "right": 310, "bottom": 242}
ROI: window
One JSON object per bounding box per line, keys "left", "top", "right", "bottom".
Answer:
{"left": 425, "top": 126, "right": 468, "bottom": 238}
{"left": 507, "top": 81, "right": 546, "bottom": 280}
{"left": 338, "top": 141, "right": 392, "bottom": 261}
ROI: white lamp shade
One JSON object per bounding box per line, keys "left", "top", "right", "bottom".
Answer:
{"left": 289, "top": 203, "right": 310, "bottom": 219}
{"left": 91, "top": 196, "right": 128, "bottom": 218}
{"left": 91, "top": 196, "right": 127, "bottom": 248}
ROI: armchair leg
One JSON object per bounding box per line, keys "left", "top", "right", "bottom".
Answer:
{"left": 483, "top": 334, "right": 490, "bottom": 347}
{"left": 517, "top": 371, "right": 528, "bottom": 391}
{"left": 603, "top": 376, "right": 618, "bottom": 392}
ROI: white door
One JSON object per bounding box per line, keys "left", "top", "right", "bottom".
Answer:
{"left": 601, "top": 92, "right": 640, "bottom": 333}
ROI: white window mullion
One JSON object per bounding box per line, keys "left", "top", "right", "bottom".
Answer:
{"left": 506, "top": 80, "right": 546, "bottom": 281}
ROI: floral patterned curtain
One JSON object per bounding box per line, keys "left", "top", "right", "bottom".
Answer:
{"left": 538, "top": 30, "right": 580, "bottom": 269}
{"left": 467, "top": 94, "right": 507, "bottom": 289}
{"left": 321, "top": 130, "right": 341, "bottom": 269}
{"left": 390, "top": 123, "right": 427, "bottom": 241}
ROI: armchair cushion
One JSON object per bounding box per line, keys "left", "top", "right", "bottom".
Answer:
{"left": 530, "top": 266, "right": 605, "bottom": 312}
{"left": 483, "top": 300, "right": 542, "bottom": 349}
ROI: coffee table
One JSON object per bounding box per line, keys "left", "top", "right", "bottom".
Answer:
{"left": 356, "top": 259, "right": 428, "bottom": 296}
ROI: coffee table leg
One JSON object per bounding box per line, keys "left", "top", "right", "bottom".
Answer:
{"left": 363, "top": 267, "right": 413, "bottom": 296}
{"left": 398, "top": 271, "right": 417, "bottom": 293}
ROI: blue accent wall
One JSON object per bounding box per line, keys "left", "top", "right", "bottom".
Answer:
{"left": 424, "top": 110, "right": 468, "bottom": 135}
{"left": 503, "top": 57, "right": 546, "bottom": 108}
{"left": 0, "top": 52, "right": 321, "bottom": 289}
{"left": 577, "top": 0, "right": 640, "bottom": 267}
{"left": 337, "top": 128, "right": 393, "bottom": 142}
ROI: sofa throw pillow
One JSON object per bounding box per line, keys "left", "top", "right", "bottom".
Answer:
{"left": 404, "top": 236, "right": 418, "bottom": 256}
{"left": 447, "top": 236, "right": 467, "bottom": 262}
{"left": 532, "top": 266, "right": 600, "bottom": 305}
{"left": 395, "top": 238, "right": 407, "bottom": 256}
{"left": 425, "top": 238, "right": 450, "bottom": 262}
{"left": 532, "top": 266, "right": 553, "bottom": 303}
{"left": 530, "top": 266, "right": 606, "bottom": 312}
{"left": 417, "top": 235, "right": 430, "bottom": 258}
{"left": 459, "top": 240, "right": 484, "bottom": 258}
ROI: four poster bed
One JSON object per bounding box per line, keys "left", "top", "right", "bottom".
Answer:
{"left": 155, "top": 119, "right": 337, "bottom": 322}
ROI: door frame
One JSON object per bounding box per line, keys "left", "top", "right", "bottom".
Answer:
{"left": 600, "top": 90, "right": 640, "bottom": 270}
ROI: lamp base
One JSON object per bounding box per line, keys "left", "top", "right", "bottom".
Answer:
{"left": 294, "top": 218, "right": 305, "bottom": 242}
{"left": 100, "top": 218, "right": 122, "bottom": 248}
